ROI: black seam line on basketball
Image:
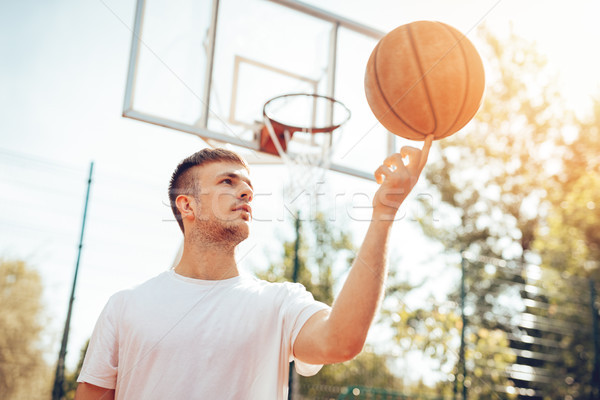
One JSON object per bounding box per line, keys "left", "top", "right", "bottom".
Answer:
{"left": 437, "top": 22, "right": 470, "bottom": 139}
{"left": 113, "top": 243, "right": 258, "bottom": 391}
{"left": 407, "top": 23, "right": 436, "bottom": 137}
{"left": 372, "top": 35, "right": 428, "bottom": 138}
{"left": 97, "top": 0, "right": 266, "bottom": 161}
{"left": 341, "top": 0, "right": 502, "bottom": 161}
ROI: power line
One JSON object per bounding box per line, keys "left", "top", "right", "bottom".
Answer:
{"left": 0, "top": 218, "right": 78, "bottom": 238}
{"left": 0, "top": 147, "right": 168, "bottom": 192}
{"left": 0, "top": 147, "right": 84, "bottom": 174}
{"left": 0, "top": 175, "right": 87, "bottom": 198}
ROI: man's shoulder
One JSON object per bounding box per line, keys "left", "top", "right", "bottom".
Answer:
{"left": 239, "top": 274, "right": 297, "bottom": 289}
{"left": 107, "top": 271, "right": 170, "bottom": 303}
{"left": 239, "top": 275, "right": 313, "bottom": 299}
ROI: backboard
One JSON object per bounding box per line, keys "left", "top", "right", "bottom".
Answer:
{"left": 123, "top": 0, "right": 396, "bottom": 180}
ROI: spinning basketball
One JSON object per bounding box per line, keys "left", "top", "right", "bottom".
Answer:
{"left": 365, "top": 20, "right": 485, "bottom": 141}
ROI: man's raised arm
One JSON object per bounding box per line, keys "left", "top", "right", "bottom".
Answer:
{"left": 293, "top": 146, "right": 426, "bottom": 365}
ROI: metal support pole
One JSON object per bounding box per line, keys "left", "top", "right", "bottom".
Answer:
{"left": 288, "top": 211, "right": 301, "bottom": 400}
{"left": 122, "top": 0, "right": 145, "bottom": 114}
{"left": 200, "top": 0, "right": 220, "bottom": 128}
{"left": 455, "top": 254, "right": 467, "bottom": 400}
{"left": 51, "top": 161, "right": 94, "bottom": 400}
{"left": 292, "top": 212, "right": 301, "bottom": 283}
{"left": 461, "top": 255, "right": 468, "bottom": 400}
{"left": 590, "top": 279, "right": 600, "bottom": 400}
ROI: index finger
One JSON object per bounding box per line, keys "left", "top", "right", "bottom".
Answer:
{"left": 417, "top": 134, "right": 434, "bottom": 175}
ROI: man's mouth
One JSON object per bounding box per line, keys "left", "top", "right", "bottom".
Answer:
{"left": 233, "top": 204, "right": 252, "bottom": 219}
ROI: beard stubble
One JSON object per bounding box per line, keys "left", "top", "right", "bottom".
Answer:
{"left": 188, "top": 215, "right": 249, "bottom": 248}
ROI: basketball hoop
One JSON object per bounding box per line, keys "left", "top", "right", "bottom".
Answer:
{"left": 260, "top": 93, "right": 350, "bottom": 159}
{"left": 260, "top": 93, "right": 351, "bottom": 213}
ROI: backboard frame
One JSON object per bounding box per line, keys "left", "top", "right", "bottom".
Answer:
{"left": 122, "top": 0, "right": 393, "bottom": 181}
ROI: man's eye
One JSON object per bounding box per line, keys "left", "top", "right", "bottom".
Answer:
{"left": 222, "top": 179, "right": 233, "bottom": 185}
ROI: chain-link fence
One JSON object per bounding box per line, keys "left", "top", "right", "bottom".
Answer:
{"left": 457, "top": 253, "right": 599, "bottom": 399}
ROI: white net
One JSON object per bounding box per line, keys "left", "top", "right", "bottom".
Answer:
{"left": 262, "top": 116, "right": 334, "bottom": 209}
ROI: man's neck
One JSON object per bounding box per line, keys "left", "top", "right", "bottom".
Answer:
{"left": 174, "top": 240, "right": 239, "bottom": 280}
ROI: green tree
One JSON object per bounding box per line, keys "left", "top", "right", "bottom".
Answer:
{"left": 383, "top": 300, "right": 462, "bottom": 396}
{"left": 535, "top": 97, "right": 600, "bottom": 277}
{"left": 532, "top": 97, "right": 600, "bottom": 399}
{"left": 0, "top": 259, "right": 52, "bottom": 399}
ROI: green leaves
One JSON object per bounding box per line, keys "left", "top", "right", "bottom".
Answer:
{"left": 0, "top": 259, "right": 51, "bottom": 399}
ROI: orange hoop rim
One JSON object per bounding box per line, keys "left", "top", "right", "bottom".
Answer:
{"left": 262, "top": 93, "right": 351, "bottom": 134}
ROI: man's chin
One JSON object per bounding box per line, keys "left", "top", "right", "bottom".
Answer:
{"left": 233, "top": 222, "right": 250, "bottom": 242}
{"left": 223, "top": 219, "right": 250, "bottom": 242}
{"left": 191, "top": 218, "right": 249, "bottom": 245}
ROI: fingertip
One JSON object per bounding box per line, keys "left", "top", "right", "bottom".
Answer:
{"left": 374, "top": 169, "right": 382, "bottom": 184}
{"left": 374, "top": 165, "right": 389, "bottom": 184}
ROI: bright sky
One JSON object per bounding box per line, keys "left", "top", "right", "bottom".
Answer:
{"left": 1, "top": 0, "right": 599, "bottom": 381}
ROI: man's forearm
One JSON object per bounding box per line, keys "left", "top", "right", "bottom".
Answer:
{"left": 326, "top": 217, "right": 393, "bottom": 354}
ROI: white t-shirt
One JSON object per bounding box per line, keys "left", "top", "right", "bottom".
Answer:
{"left": 78, "top": 270, "right": 330, "bottom": 399}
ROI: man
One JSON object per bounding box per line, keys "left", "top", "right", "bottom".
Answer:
{"left": 75, "top": 146, "right": 426, "bottom": 399}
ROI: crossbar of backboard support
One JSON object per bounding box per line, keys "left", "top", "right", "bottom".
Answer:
{"left": 267, "top": 0, "right": 385, "bottom": 39}
{"left": 200, "top": 0, "right": 220, "bottom": 129}
{"left": 329, "top": 163, "right": 374, "bottom": 181}
{"left": 124, "top": 108, "right": 375, "bottom": 180}
{"left": 123, "top": 109, "right": 259, "bottom": 150}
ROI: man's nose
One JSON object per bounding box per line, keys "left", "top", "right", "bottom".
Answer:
{"left": 238, "top": 184, "right": 253, "bottom": 202}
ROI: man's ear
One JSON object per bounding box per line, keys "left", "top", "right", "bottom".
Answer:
{"left": 176, "top": 195, "right": 196, "bottom": 225}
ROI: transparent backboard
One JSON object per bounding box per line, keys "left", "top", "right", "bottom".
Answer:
{"left": 123, "top": 0, "right": 396, "bottom": 180}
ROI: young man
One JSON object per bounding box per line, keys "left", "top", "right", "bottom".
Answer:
{"left": 75, "top": 146, "right": 426, "bottom": 399}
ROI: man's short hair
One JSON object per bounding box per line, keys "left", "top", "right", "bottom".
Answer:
{"left": 168, "top": 148, "right": 249, "bottom": 233}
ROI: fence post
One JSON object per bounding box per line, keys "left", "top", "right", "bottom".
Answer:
{"left": 288, "top": 211, "right": 301, "bottom": 400}
{"left": 454, "top": 253, "right": 467, "bottom": 400}
{"left": 590, "top": 278, "right": 600, "bottom": 399}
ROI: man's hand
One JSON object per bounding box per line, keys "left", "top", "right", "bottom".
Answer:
{"left": 373, "top": 139, "right": 430, "bottom": 219}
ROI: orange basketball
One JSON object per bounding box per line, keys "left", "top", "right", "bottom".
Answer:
{"left": 364, "top": 21, "right": 485, "bottom": 141}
